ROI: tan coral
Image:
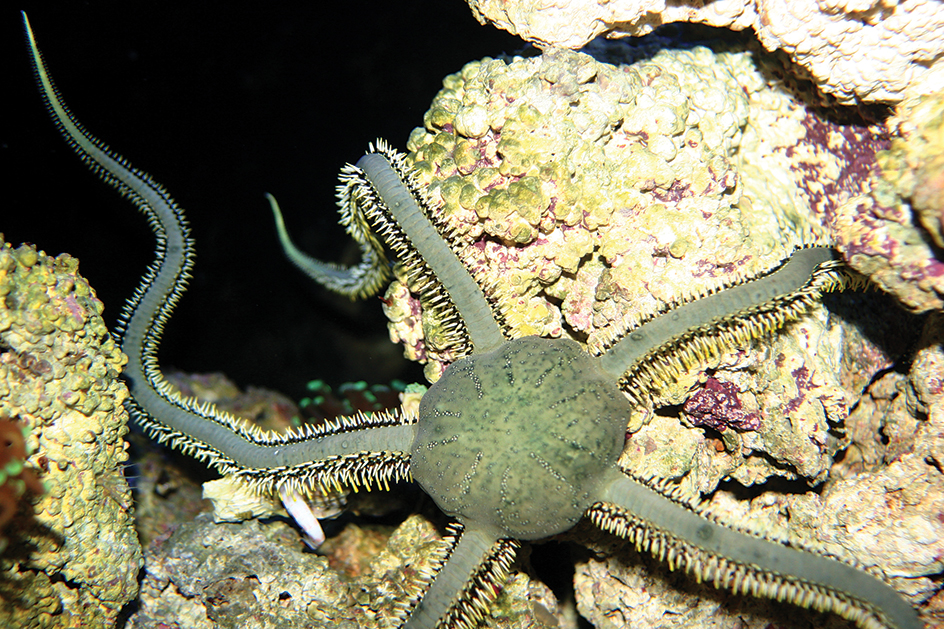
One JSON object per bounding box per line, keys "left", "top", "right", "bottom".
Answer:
{"left": 0, "top": 237, "right": 140, "bottom": 628}
{"left": 464, "top": 0, "right": 944, "bottom": 104}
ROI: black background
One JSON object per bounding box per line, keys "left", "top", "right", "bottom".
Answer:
{"left": 3, "top": 2, "right": 525, "bottom": 399}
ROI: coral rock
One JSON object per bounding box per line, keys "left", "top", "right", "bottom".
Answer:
{"left": 128, "top": 512, "right": 563, "bottom": 629}
{"left": 464, "top": 0, "right": 944, "bottom": 104}
{"left": 829, "top": 91, "right": 944, "bottom": 312}
{"left": 0, "top": 237, "right": 140, "bottom": 628}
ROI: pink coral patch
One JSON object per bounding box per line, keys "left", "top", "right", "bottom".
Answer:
{"left": 683, "top": 377, "right": 760, "bottom": 431}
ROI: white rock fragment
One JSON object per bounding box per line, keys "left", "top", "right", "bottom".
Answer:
{"left": 203, "top": 477, "right": 334, "bottom": 548}
{"left": 203, "top": 476, "right": 282, "bottom": 522}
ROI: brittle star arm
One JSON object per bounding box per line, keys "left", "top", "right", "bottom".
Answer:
{"left": 590, "top": 468, "right": 922, "bottom": 629}
{"left": 587, "top": 248, "right": 919, "bottom": 629}
{"left": 597, "top": 246, "right": 855, "bottom": 384}
{"left": 271, "top": 144, "right": 508, "bottom": 356}
{"left": 23, "top": 11, "right": 415, "bottom": 496}
{"left": 267, "top": 190, "right": 390, "bottom": 299}
{"left": 401, "top": 525, "right": 519, "bottom": 629}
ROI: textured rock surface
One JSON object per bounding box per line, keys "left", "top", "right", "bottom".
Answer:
{"left": 128, "top": 509, "right": 565, "bottom": 628}
{"left": 574, "top": 313, "right": 944, "bottom": 627}
{"left": 829, "top": 90, "right": 944, "bottom": 312}
{"left": 0, "top": 237, "right": 140, "bottom": 628}
{"left": 464, "top": 0, "right": 944, "bottom": 104}
{"left": 130, "top": 514, "right": 354, "bottom": 629}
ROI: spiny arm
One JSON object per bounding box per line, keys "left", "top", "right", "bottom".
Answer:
{"left": 597, "top": 247, "right": 865, "bottom": 401}
{"left": 267, "top": 189, "right": 391, "bottom": 298}
{"left": 356, "top": 150, "right": 506, "bottom": 353}
{"left": 23, "top": 12, "right": 415, "bottom": 497}
{"left": 271, "top": 142, "right": 508, "bottom": 356}
{"left": 400, "top": 525, "right": 518, "bottom": 629}
{"left": 593, "top": 470, "right": 921, "bottom": 629}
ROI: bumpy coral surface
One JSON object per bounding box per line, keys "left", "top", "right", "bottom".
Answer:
{"left": 0, "top": 237, "right": 140, "bottom": 628}
{"left": 830, "top": 91, "right": 944, "bottom": 312}
{"left": 464, "top": 0, "right": 944, "bottom": 105}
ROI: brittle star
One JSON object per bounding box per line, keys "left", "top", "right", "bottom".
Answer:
{"left": 22, "top": 12, "right": 922, "bottom": 629}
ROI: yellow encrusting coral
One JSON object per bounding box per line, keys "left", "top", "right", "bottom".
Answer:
{"left": 0, "top": 236, "right": 141, "bottom": 629}
{"left": 400, "top": 46, "right": 833, "bottom": 379}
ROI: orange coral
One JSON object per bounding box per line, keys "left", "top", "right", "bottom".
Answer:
{"left": 0, "top": 416, "right": 43, "bottom": 552}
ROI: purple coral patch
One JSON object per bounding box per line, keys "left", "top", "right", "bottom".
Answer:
{"left": 793, "top": 112, "right": 890, "bottom": 225}
{"left": 683, "top": 377, "right": 760, "bottom": 431}
{"left": 651, "top": 180, "right": 691, "bottom": 203}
